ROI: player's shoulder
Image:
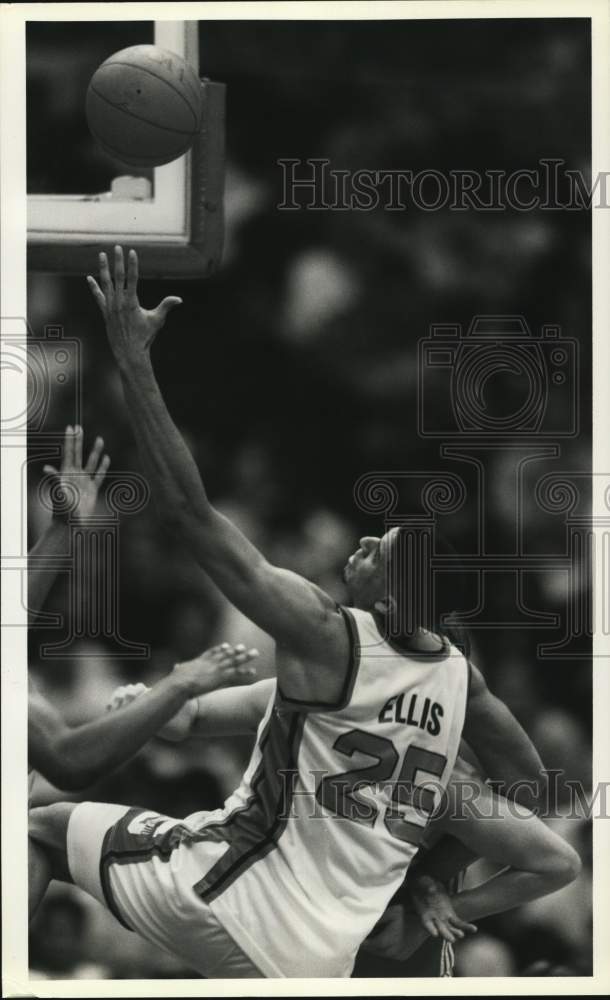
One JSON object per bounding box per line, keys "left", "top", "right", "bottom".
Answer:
{"left": 351, "top": 607, "right": 461, "bottom": 662}
{"left": 465, "top": 659, "right": 486, "bottom": 698}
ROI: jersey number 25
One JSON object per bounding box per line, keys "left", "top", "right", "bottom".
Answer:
{"left": 315, "top": 728, "right": 447, "bottom": 847}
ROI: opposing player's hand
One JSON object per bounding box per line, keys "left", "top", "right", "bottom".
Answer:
{"left": 106, "top": 682, "right": 150, "bottom": 712}
{"left": 43, "top": 425, "right": 111, "bottom": 522}
{"left": 171, "top": 643, "right": 259, "bottom": 698}
{"left": 87, "top": 246, "right": 182, "bottom": 361}
{"left": 410, "top": 875, "right": 477, "bottom": 944}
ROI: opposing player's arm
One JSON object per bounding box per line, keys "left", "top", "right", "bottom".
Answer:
{"left": 167, "top": 678, "right": 275, "bottom": 741}
{"left": 87, "top": 248, "right": 349, "bottom": 680}
{"left": 463, "top": 662, "right": 546, "bottom": 806}
{"left": 111, "top": 677, "right": 275, "bottom": 742}
{"left": 28, "top": 678, "right": 201, "bottom": 791}
{"left": 28, "top": 645, "right": 256, "bottom": 791}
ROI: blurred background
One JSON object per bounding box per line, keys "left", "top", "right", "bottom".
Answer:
{"left": 26, "top": 18, "right": 591, "bottom": 979}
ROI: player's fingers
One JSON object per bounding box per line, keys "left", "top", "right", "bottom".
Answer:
{"left": 125, "top": 683, "right": 147, "bottom": 698}
{"left": 61, "top": 425, "right": 73, "bottom": 471}
{"left": 438, "top": 922, "right": 457, "bottom": 943}
{"left": 116, "top": 685, "right": 141, "bottom": 706}
{"left": 87, "top": 275, "right": 107, "bottom": 314}
{"left": 99, "top": 252, "right": 113, "bottom": 302}
{"left": 233, "top": 648, "right": 259, "bottom": 665}
{"left": 231, "top": 661, "right": 258, "bottom": 677}
{"left": 155, "top": 296, "right": 183, "bottom": 323}
{"left": 106, "top": 686, "right": 127, "bottom": 709}
{"left": 114, "top": 245, "right": 126, "bottom": 297}
{"left": 74, "top": 424, "right": 83, "bottom": 469}
{"left": 127, "top": 248, "right": 139, "bottom": 300}
{"left": 422, "top": 915, "right": 439, "bottom": 938}
{"left": 236, "top": 665, "right": 257, "bottom": 679}
{"left": 224, "top": 665, "right": 257, "bottom": 686}
{"left": 209, "top": 645, "right": 236, "bottom": 668}
{"left": 449, "top": 916, "right": 477, "bottom": 935}
{"left": 84, "top": 435, "right": 104, "bottom": 474}
{"left": 94, "top": 454, "right": 111, "bottom": 486}
{"left": 208, "top": 644, "right": 231, "bottom": 663}
{"left": 216, "top": 648, "right": 245, "bottom": 668}
{"left": 220, "top": 647, "right": 258, "bottom": 669}
{"left": 224, "top": 644, "right": 246, "bottom": 662}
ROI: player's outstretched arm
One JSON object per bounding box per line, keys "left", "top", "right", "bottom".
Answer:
{"left": 28, "top": 644, "right": 257, "bottom": 791}
{"left": 28, "top": 426, "right": 110, "bottom": 623}
{"left": 87, "top": 248, "right": 349, "bottom": 675}
{"left": 109, "top": 673, "right": 275, "bottom": 742}
{"left": 463, "top": 662, "right": 546, "bottom": 807}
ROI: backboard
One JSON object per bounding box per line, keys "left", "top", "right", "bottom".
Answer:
{"left": 27, "top": 20, "right": 225, "bottom": 278}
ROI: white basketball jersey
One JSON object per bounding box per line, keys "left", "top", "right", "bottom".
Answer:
{"left": 189, "top": 606, "right": 470, "bottom": 978}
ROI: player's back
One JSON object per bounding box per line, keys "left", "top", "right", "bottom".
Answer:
{"left": 189, "top": 606, "right": 470, "bottom": 977}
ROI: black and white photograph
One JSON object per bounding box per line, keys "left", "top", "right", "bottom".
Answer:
{"left": 1, "top": 1, "right": 609, "bottom": 993}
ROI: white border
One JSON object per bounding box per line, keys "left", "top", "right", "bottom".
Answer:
{"left": 2, "top": 2, "right": 609, "bottom": 997}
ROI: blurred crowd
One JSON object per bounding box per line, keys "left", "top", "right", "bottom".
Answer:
{"left": 26, "top": 18, "right": 591, "bottom": 978}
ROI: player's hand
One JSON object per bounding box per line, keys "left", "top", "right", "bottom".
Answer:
{"left": 43, "top": 425, "right": 111, "bottom": 522}
{"left": 171, "top": 643, "right": 259, "bottom": 698}
{"left": 87, "top": 246, "right": 182, "bottom": 361}
{"left": 106, "top": 682, "right": 150, "bottom": 712}
{"left": 410, "top": 875, "right": 477, "bottom": 944}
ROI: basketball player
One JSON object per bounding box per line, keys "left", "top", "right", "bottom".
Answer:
{"left": 28, "top": 248, "right": 579, "bottom": 978}
{"left": 28, "top": 425, "right": 258, "bottom": 915}
{"left": 104, "top": 680, "right": 579, "bottom": 977}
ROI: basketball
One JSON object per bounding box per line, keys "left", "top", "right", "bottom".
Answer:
{"left": 86, "top": 45, "right": 203, "bottom": 168}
